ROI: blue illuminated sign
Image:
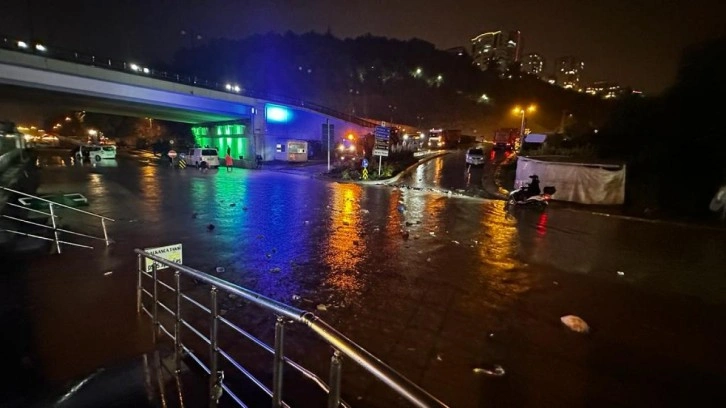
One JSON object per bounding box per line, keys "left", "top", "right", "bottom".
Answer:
{"left": 265, "top": 104, "right": 292, "bottom": 123}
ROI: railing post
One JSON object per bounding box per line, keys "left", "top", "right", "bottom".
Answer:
{"left": 327, "top": 350, "right": 342, "bottom": 408}
{"left": 174, "top": 270, "right": 182, "bottom": 373}
{"left": 209, "top": 286, "right": 220, "bottom": 408}
{"left": 136, "top": 254, "right": 143, "bottom": 314}
{"left": 48, "top": 203, "right": 61, "bottom": 254}
{"left": 101, "top": 218, "right": 109, "bottom": 246}
{"left": 152, "top": 263, "right": 159, "bottom": 343}
{"left": 272, "top": 316, "right": 285, "bottom": 408}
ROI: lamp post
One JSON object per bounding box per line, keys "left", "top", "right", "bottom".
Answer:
{"left": 513, "top": 104, "right": 536, "bottom": 153}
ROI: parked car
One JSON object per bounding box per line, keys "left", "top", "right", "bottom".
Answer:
{"left": 465, "top": 147, "right": 485, "bottom": 166}
{"left": 186, "top": 148, "right": 220, "bottom": 168}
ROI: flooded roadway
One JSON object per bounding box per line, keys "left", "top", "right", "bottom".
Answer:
{"left": 4, "top": 149, "right": 726, "bottom": 407}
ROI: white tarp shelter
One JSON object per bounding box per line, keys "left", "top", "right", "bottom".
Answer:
{"left": 516, "top": 156, "right": 626, "bottom": 205}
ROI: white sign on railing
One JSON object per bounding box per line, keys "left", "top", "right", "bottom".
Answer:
{"left": 144, "top": 243, "right": 183, "bottom": 272}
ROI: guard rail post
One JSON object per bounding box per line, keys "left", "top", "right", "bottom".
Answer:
{"left": 327, "top": 350, "right": 342, "bottom": 408}
{"left": 272, "top": 316, "right": 285, "bottom": 407}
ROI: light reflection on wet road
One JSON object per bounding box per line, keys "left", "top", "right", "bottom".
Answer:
{"left": 15, "top": 150, "right": 726, "bottom": 407}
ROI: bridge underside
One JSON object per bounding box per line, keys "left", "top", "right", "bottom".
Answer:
{"left": 0, "top": 84, "right": 241, "bottom": 124}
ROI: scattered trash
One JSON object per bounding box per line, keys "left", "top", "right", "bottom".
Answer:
{"left": 304, "top": 220, "right": 310, "bottom": 225}
{"left": 206, "top": 224, "right": 215, "bottom": 231}
{"left": 617, "top": 271, "right": 625, "bottom": 276}
{"left": 473, "top": 364, "right": 505, "bottom": 377}
{"left": 316, "top": 304, "right": 328, "bottom": 312}
{"left": 373, "top": 227, "right": 380, "bottom": 232}
{"left": 229, "top": 203, "right": 236, "bottom": 207}
{"left": 436, "top": 354, "right": 443, "bottom": 361}
{"left": 560, "top": 315, "right": 590, "bottom": 333}
{"left": 270, "top": 267, "right": 281, "bottom": 273}
{"left": 418, "top": 250, "right": 424, "bottom": 254}
{"left": 426, "top": 257, "right": 431, "bottom": 262}
{"left": 451, "top": 240, "right": 460, "bottom": 245}
{"left": 414, "top": 234, "right": 420, "bottom": 239}
{"left": 215, "top": 267, "right": 225, "bottom": 273}
{"left": 361, "top": 209, "right": 370, "bottom": 214}
{"left": 429, "top": 231, "right": 436, "bottom": 236}
{"left": 553, "top": 281, "right": 559, "bottom": 286}
{"left": 103, "top": 271, "right": 113, "bottom": 276}
{"left": 292, "top": 294, "right": 301, "bottom": 301}
{"left": 487, "top": 332, "right": 495, "bottom": 339}
{"left": 407, "top": 347, "right": 415, "bottom": 351}
{"left": 266, "top": 253, "right": 272, "bottom": 259}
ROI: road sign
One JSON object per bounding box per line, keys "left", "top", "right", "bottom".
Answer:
{"left": 373, "top": 148, "right": 389, "bottom": 157}
{"left": 361, "top": 158, "right": 369, "bottom": 168}
{"left": 374, "top": 126, "right": 390, "bottom": 139}
{"left": 167, "top": 149, "right": 177, "bottom": 159}
{"left": 143, "top": 243, "right": 183, "bottom": 273}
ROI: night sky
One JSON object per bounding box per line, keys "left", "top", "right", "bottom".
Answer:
{"left": 2, "top": 0, "right": 724, "bottom": 95}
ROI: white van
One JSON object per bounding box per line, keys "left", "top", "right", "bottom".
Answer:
{"left": 84, "top": 145, "right": 117, "bottom": 161}
{"left": 187, "top": 148, "right": 220, "bottom": 168}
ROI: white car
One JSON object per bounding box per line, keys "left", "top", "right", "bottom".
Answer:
{"left": 187, "top": 148, "right": 220, "bottom": 168}
{"left": 465, "top": 147, "right": 485, "bottom": 166}
{"left": 84, "top": 145, "right": 117, "bottom": 161}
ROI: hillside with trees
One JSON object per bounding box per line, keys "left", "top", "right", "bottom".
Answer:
{"left": 167, "top": 31, "right": 610, "bottom": 139}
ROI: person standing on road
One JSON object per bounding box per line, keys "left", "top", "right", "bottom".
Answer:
{"left": 225, "top": 153, "right": 233, "bottom": 172}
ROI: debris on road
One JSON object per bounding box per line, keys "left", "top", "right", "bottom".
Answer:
{"left": 617, "top": 271, "right": 625, "bottom": 276}
{"left": 270, "top": 267, "right": 281, "bottom": 273}
{"left": 473, "top": 364, "right": 505, "bottom": 377}
{"left": 229, "top": 203, "right": 236, "bottom": 207}
{"left": 103, "top": 271, "right": 113, "bottom": 276}
{"left": 292, "top": 294, "right": 301, "bottom": 301}
{"left": 427, "top": 257, "right": 432, "bottom": 262}
{"left": 361, "top": 209, "right": 370, "bottom": 214}
{"left": 560, "top": 315, "right": 590, "bottom": 333}
{"left": 452, "top": 240, "right": 460, "bottom": 245}
{"left": 316, "top": 304, "right": 328, "bottom": 312}
{"left": 215, "top": 267, "right": 225, "bottom": 273}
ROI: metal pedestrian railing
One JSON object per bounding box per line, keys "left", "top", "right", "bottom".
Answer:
{"left": 136, "top": 248, "right": 449, "bottom": 408}
{"left": 0, "top": 186, "right": 114, "bottom": 253}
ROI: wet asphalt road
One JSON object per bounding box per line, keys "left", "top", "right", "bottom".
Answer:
{"left": 5, "top": 148, "right": 726, "bottom": 407}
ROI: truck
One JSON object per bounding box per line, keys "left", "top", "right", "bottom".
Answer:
{"left": 493, "top": 128, "right": 520, "bottom": 151}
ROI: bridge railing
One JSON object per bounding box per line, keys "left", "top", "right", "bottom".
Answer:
{"left": 135, "top": 248, "right": 448, "bottom": 408}
{"left": 0, "top": 34, "right": 378, "bottom": 128}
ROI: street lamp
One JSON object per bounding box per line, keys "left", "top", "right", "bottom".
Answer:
{"left": 513, "top": 105, "right": 536, "bottom": 152}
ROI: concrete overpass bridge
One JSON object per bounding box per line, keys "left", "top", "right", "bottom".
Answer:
{"left": 0, "top": 35, "right": 377, "bottom": 160}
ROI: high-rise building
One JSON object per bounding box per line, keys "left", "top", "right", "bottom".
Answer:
{"left": 555, "top": 56, "right": 585, "bottom": 90}
{"left": 522, "top": 53, "right": 544, "bottom": 76}
{"left": 470, "top": 30, "right": 522, "bottom": 73}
